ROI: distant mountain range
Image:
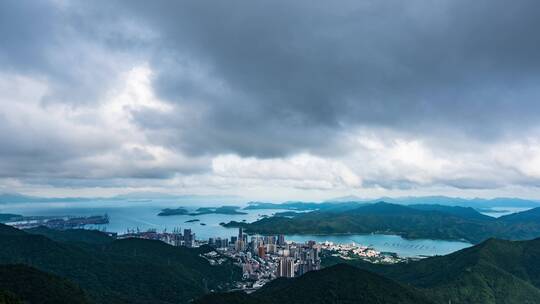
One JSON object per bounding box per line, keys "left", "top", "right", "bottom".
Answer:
{"left": 0, "top": 192, "right": 240, "bottom": 204}
{"left": 326, "top": 195, "right": 540, "bottom": 208}
{"left": 225, "top": 202, "right": 540, "bottom": 243}
{"left": 1, "top": 192, "right": 538, "bottom": 208}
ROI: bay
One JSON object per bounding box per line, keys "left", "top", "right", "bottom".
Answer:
{"left": 1, "top": 200, "right": 471, "bottom": 257}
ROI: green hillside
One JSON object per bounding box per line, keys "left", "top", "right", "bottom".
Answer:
{"left": 0, "top": 264, "right": 90, "bottom": 304}
{"left": 195, "top": 264, "right": 434, "bottom": 304}
{"left": 0, "top": 225, "right": 241, "bottom": 304}
{"left": 325, "top": 238, "right": 540, "bottom": 303}
{"left": 224, "top": 202, "right": 540, "bottom": 243}
{"left": 0, "top": 290, "right": 21, "bottom": 304}
{"left": 26, "top": 227, "right": 115, "bottom": 245}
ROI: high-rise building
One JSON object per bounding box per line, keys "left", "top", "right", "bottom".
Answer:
{"left": 183, "top": 229, "right": 195, "bottom": 247}
{"left": 235, "top": 239, "right": 245, "bottom": 252}
{"left": 267, "top": 243, "right": 278, "bottom": 254}
{"left": 265, "top": 235, "right": 276, "bottom": 245}
{"left": 238, "top": 227, "right": 243, "bottom": 240}
{"left": 277, "top": 257, "right": 295, "bottom": 278}
{"left": 278, "top": 234, "right": 285, "bottom": 246}
{"left": 258, "top": 246, "right": 266, "bottom": 258}
{"left": 250, "top": 238, "right": 257, "bottom": 253}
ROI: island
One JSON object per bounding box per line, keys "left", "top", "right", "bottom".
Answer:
{"left": 188, "top": 206, "right": 247, "bottom": 216}
{"left": 0, "top": 213, "right": 108, "bottom": 229}
{"left": 157, "top": 207, "right": 189, "bottom": 216}
{"left": 185, "top": 219, "right": 200, "bottom": 223}
{"left": 243, "top": 201, "right": 323, "bottom": 211}
{"left": 273, "top": 211, "right": 301, "bottom": 217}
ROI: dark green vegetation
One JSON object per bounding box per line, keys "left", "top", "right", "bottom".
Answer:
{"left": 190, "top": 206, "right": 247, "bottom": 216}
{"left": 0, "top": 264, "right": 90, "bottom": 304}
{"left": 195, "top": 264, "right": 434, "bottom": 304}
{"left": 324, "top": 238, "right": 540, "bottom": 304}
{"left": 0, "top": 291, "right": 21, "bottom": 304}
{"left": 272, "top": 211, "right": 302, "bottom": 217}
{"left": 199, "top": 237, "right": 540, "bottom": 304}
{"left": 158, "top": 207, "right": 189, "bottom": 216}
{"left": 26, "top": 226, "right": 114, "bottom": 245}
{"left": 0, "top": 224, "right": 241, "bottom": 304}
{"left": 158, "top": 206, "right": 246, "bottom": 217}
{"left": 224, "top": 202, "right": 540, "bottom": 244}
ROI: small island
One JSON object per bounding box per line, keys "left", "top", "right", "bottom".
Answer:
{"left": 185, "top": 219, "right": 200, "bottom": 223}
{"left": 188, "top": 206, "right": 247, "bottom": 216}
{"left": 157, "top": 207, "right": 189, "bottom": 216}
{"left": 273, "top": 211, "right": 301, "bottom": 217}
{"left": 220, "top": 220, "right": 249, "bottom": 228}
{"left": 158, "top": 206, "right": 248, "bottom": 217}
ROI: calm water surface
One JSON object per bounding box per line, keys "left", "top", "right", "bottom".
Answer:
{"left": 1, "top": 200, "right": 472, "bottom": 257}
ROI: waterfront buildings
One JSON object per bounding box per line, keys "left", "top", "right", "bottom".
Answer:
{"left": 116, "top": 226, "right": 404, "bottom": 290}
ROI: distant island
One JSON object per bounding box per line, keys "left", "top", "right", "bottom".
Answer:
{"left": 157, "top": 207, "right": 189, "bottom": 216}
{"left": 189, "top": 206, "right": 247, "bottom": 216}
{"left": 157, "top": 206, "right": 247, "bottom": 217}
{"left": 185, "top": 219, "right": 200, "bottom": 223}
{"left": 244, "top": 201, "right": 325, "bottom": 211}
{"left": 273, "top": 211, "right": 301, "bottom": 217}
{"left": 0, "top": 213, "right": 109, "bottom": 230}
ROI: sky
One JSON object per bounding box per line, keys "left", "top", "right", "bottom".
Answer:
{"left": 1, "top": 0, "right": 540, "bottom": 201}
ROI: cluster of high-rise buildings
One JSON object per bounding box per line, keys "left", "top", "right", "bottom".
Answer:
{"left": 208, "top": 228, "right": 321, "bottom": 285}
{"left": 114, "top": 226, "right": 402, "bottom": 290}
{"left": 117, "top": 226, "right": 323, "bottom": 288}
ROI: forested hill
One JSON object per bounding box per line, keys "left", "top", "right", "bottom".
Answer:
{"left": 324, "top": 237, "right": 540, "bottom": 304}
{"left": 0, "top": 264, "right": 90, "bottom": 304}
{"left": 224, "top": 202, "right": 540, "bottom": 243}
{"left": 195, "top": 264, "right": 435, "bottom": 304}
{"left": 0, "top": 224, "right": 241, "bottom": 304}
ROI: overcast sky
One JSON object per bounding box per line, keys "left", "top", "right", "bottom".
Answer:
{"left": 1, "top": 0, "right": 540, "bottom": 200}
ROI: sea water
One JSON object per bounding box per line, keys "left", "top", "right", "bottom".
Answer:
{"left": 1, "top": 199, "right": 472, "bottom": 257}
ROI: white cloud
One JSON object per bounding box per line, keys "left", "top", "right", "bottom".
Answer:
{"left": 492, "top": 139, "right": 540, "bottom": 179}
{"left": 0, "top": 64, "right": 208, "bottom": 182}
{"left": 212, "top": 154, "right": 362, "bottom": 189}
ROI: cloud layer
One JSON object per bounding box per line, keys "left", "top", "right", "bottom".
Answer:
{"left": 1, "top": 0, "right": 540, "bottom": 199}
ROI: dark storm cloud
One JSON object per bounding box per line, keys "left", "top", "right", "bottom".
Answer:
{"left": 99, "top": 0, "right": 540, "bottom": 157}
{"left": 3, "top": 0, "right": 540, "bottom": 158}
{"left": 2, "top": 0, "right": 540, "bottom": 190}
{"left": 0, "top": 0, "right": 141, "bottom": 105}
